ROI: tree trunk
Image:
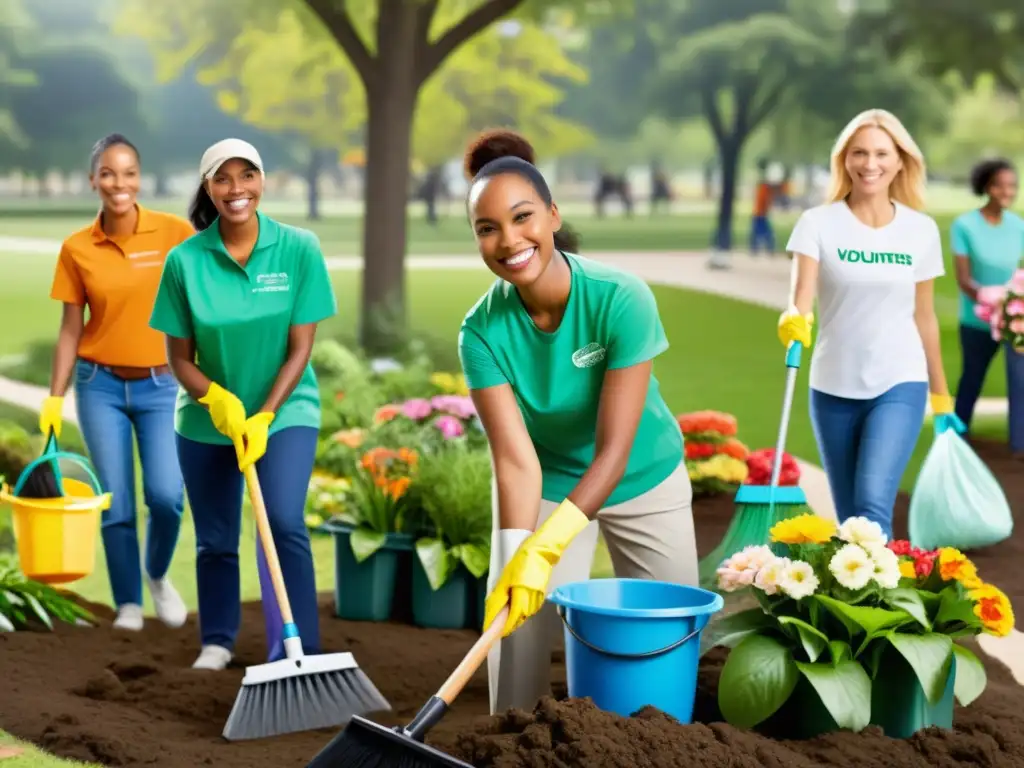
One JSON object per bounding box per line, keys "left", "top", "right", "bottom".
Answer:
{"left": 306, "top": 148, "right": 328, "bottom": 221}
{"left": 713, "top": 139, "right": 741, "bottom": 252}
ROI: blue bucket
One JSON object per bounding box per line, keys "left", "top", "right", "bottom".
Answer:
{"left": 548, "top": 578, "right": 724, "bottom": 723}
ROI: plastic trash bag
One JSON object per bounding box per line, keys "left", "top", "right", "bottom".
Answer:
{"left": 908, "top": 430, "right": 1013, "bottom": 552}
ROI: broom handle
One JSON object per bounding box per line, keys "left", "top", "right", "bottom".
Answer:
{"left": 436, "top": 606, "right": 509, "bottom": 704}
{"left": 770, "top": 341, "right": 803, "bottom": 488}
{"left": 243, "top": 463, "right": 296, "bottom": 627}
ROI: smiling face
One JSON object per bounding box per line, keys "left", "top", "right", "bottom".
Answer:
{"left": 988, "top": 168, "right": 1018, "bottom": 210}
{"left": 90, "top": 144, "right": 140, "bottom": 218}
{"left": 205, "top": 158, "right": 263, "bottom": 226}
{"left": 843, "top": 126, "right": 903, "bottom": 198}
{"left": 468, "top": 172, "right": 561, "bottom": 286}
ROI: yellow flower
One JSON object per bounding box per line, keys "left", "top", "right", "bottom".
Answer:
{"left": 899, "top": 560, "right": 917, "bottom": 579}
{"left": 937, "top": 547, "right": 982, "bottom": 587}
{"left": 968, "top": 583, "right": 1015, "bottom": 637}
{"left": 430, "top": 372, "right": 470, "bottom": 396}
{"left": 769, "top": 513, "right": 837, "bottom": 545}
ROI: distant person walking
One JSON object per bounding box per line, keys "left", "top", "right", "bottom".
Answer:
{"left": 149, "top": 138, "right": 338, "bottom": 670}
{"left": 42, "top": 133, "right": 194, "bottom": 632}
{"left": 778, "top": 109, "right": 961, "bottom": 538}
{"left": 951, "top": 158, "right": 1024, "bottom": 457}
{"left": 750, "top": 159, "right": 776, "bottom": 256}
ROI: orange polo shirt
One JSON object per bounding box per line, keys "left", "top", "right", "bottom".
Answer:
{"left": 49, "top": 205, "right": 195, "bottom": 368}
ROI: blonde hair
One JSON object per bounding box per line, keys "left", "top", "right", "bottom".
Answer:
{"left": 827, "top": 109, "right": 926, "bottom": 211}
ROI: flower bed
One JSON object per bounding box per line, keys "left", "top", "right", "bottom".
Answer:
{"left": 678, "top": 410, "right": 750, "bottom": 496}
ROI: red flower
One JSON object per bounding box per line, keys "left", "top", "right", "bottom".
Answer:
{"left": 744, "top": 448, "right": 800, "bottom": 486}
{"left": 887, "top": 540, "right": 912, "bottom": 556}
{"left": 685, "top": 442, "right": 716, "bottom": 460}
{"left": 915, "top": 554, "right": 936, "bottom": 578}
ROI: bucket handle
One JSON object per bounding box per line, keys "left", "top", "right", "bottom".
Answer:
{"left": 556, "top": 605, "right": 702, "bottom": 660}
{"left": 13, "top": 450, "right": 104, "bottom": 498}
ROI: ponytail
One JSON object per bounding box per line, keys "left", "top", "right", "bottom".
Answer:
{"left": 188, "top": 184, "right": 218, "bottom": 231}
{"left": 554, "top": 222, "right": 581, "bottom": 254}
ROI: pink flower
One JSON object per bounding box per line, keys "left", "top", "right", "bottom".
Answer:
{"left": 975, "top": 304, "right": 994, "bottom": 323}
{"left": 977, "top": 286, "right": 1007, "bottom": 307}
{"left": 431, "top": 395, "right": 476, "bottom": 420}
{"left": 1010, "top": 318, "right": 1024, "bottom": 334}
{"left": 434, "top": 414, "right": 465, "bottom": 439}
{"left": 1006, "top": 299, "right": 1024, "bottom": 317}
{"left": 993, "top": 327, "right": 1003, "bottom": 342}
{"left": 401, "top": 398, "right": 433, "bottom": 420}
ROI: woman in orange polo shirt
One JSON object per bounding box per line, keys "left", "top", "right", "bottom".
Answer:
{"left": 41, "top": 133, "right": 196, "bottom": 632}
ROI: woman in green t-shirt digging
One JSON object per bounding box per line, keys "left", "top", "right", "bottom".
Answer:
{"left": 458, "top": 131, "right": 699, "bottom": 714}
{"left": 149, "top": 139, "right": 338, "bottom": 670}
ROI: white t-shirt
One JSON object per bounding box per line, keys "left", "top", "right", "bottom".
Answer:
{"left": 786, "top": 201, "right": 944, "bottom": 400}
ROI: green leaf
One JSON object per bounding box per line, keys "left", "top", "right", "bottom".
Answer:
{"left": 24, "top": 593, "right": 52, "bottom": 630}
{"left": 886, "top": 632, "right": 954, "bottom": 706}
{"left": 814, "top": 594, "right": 911, "bottom": 642}
{"left": 350, "top": 527, "right": 387, "bottom": 563}
{"left": 882, "top": 588, "right": 931, "bottom": 630}
{"left": 718, "top": 634, "right": 799, "bottom": 728}
{"left": 415, "top": 537, "right": 453, "bottom": 591}
{"left": 794, "top": 660, "right": 872, "bottom": 732}
{"left": 458, "top": 542, "right": 490, "bottom": 579}
{"left": 934, "top": 586, "right": 980, "bottom": 630}
{"left": 778, "top": 616, "right": 829, "bottom": 663}
{"left": 701, "top": 608, "right": 776, "bottom": 655}
{"left": 0, "top": 612, "right": 12, "bottom": 632}
{"left": 952, "top": 644, "right": 987, "bottom": 706}
{"left": 829, "top": 640, "right": 852, "bottom": 665}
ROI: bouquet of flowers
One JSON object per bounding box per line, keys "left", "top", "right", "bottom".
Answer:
{"left": 706, "top": 514, "right": 1013, "bottom": 735}
{"left": 678, "top": 410, "right": 749, "bottom": 495}
{"left": 745, "top": 447, "right": 801, "bottom": 486}
{"left": 974, "top": 268, "right": 1024, "bottom": 352}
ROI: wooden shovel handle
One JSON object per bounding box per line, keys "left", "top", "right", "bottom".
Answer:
{"left": 243, "top": 463, "right": 295, "bottom": 627}
{"left": 436, "top": 607, "right": 509, "bottom": 705}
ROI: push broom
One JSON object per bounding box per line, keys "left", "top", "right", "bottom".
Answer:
{"left": 222, "top": 461, "right": 392, "bottom": 741}
{"left": 303, "top": 605, "right": 511, "bottom": 767}
{"left": 698, "top": 340, "right": 813, "bottom": 588}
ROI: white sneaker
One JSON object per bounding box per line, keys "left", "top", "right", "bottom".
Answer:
{"left": 113, "top": 604, "right": 144, "bottom": 631}
{"left": 192, "top": 645, "right": 232, "bottom": 670}
{"left": 147, "top": 576, "right": 187, "bottom": 628}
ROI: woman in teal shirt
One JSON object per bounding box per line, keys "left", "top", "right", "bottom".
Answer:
{"left": 951, "top": 158, "right": 1024, "bottom": 456}
{"left": 458, "top": 131, "right": 699, "bottom": 714}
{"left": 149, "top": 139, "right": 338, "bottom": 670}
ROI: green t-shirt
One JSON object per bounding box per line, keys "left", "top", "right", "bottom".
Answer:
{"left": 951, "top": 209, "right": 1024, "bottom": 330}
{"left": 149, "top": 211, "right": 338, "bottom": 445}
{"left": 458, "top": 251, "right": 683, "bottom": 506}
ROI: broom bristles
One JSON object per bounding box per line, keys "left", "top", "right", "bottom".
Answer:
{"left": 222, "top": 666, "right": 391, "bottom": 741}
{"left": 305, "top": 715, "right": 472, "bottom": 768}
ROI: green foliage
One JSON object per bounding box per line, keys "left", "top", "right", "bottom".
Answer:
{"left": 0, "top": 553, "right": 95, "bottom": 632}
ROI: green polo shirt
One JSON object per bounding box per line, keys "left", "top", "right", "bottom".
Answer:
{"left": 458, "top": 251, "right": 683, "bottom": 506}
{"left": 149, "top": 211, "right": 338, "bottom": 445}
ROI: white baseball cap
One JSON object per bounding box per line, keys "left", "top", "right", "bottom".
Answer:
{"left": 199, "top": 138, "right": 264, "bottom": 180}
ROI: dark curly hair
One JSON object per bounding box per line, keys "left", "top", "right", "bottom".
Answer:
{"left": 969, "top": 158, "right": 1016, "bottom": 197}
{"left": 464, "top": 129, "right": 580, "bottom": 253}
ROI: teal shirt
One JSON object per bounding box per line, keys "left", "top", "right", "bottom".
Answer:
{"left": 951, "top": 209, "right": 1024, "bottom": 330}
{"left": 458, "top": 252, "right": 683, "bottom": 506}
{"left": 149, "top": 211, "right": 338, "bottom": 445}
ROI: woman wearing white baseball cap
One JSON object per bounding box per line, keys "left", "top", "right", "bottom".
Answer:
{"left": 149, "top": 138, "right": 338, "bottom": 669}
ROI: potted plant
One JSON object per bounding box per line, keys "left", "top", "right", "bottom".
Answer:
{"left": 412, "top": 443, "right": 492, "bottom": 630}
{"left": 0, "top": 553, "right": 95, "bottom": 632}
{"left": 704, "top": 514, "right": 1011, "bottom": 738}
{"left": 323, "top": 446, "right": 419, "bottom": 622}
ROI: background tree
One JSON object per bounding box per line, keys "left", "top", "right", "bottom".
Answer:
{"left": 0, "top": 0, "right": 37, "bottom": 154}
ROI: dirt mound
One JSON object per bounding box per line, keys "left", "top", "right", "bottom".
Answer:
{"left": 0, "top": 439, "right": 1020, "bottom": 767}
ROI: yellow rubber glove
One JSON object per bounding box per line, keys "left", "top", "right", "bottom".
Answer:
{"left": 238, "top": 411, "right": 275, "bottom": 471}
{"left": 929, "top": 393, "right": 954, "bottom": 414}
{"left": 197, "top": 382, "right": 247, "bottom": 441}
{"left": 39, "top": 395, "right": 64, "bottom": 439}
{"left": 483, "top": 500, "right": 591, "bottom": 638}
{"left": 777, "top": 309, "right": 814, "bottom": 349}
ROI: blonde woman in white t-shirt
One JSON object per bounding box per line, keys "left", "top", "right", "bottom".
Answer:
{"left": 777, "top": 109, "right": 964, "bottom": 539}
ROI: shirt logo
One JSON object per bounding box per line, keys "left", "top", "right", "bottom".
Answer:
{"left": 837, "top": 248, "right": 914, "bottom": 266}
{"left": 572, "top": 342, "right": 606, "bottom": 368}
{"left": 253, "top": 272, "right": 290, "bottom": 293}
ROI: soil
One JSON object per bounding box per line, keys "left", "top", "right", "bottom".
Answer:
{"left": 1, "top": 438, "right": 1021, "bottom": 768}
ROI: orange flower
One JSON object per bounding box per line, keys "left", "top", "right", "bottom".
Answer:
{"left": 717, "top": 438, "right": 749, "bottom": 460}
{"left": 969, "top": 583, "right": 1015, "bottom": 637}
{"left": 677, "top": 410, "right": 738, "bottom": 437}
{"left": 937, "top": 548, "right": 981, "bottom": 588}
{"left": 332, "top": 428, "right": 366, "bottom": 449}
{"left": 397, "top": 447, "right": 419, "bottom": 466}
{"left": 388, "top": 477, "right": 411, "bottom": 500}
{"left": 334, "top": 391, "right": 346, "bottom": 402}
{"left": 373, "top": 404, "right": 400, "bottom": 425}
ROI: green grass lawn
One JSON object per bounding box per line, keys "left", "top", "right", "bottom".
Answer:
{"left": 0, "top": 733, "right": 95, "bottom": 767}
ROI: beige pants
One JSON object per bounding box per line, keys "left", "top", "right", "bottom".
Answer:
{"left": 485, "top": 462, "right": 698, "bottom": 714}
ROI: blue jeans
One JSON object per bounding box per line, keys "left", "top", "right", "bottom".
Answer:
{"left": 955, "top": 324, "right": 1024, "bottom": 453}
{"left": 73, "top": 360, "right": 185, "bottom": 608}
{"left": 810, "top": 382, "right": 927, "bottom": 538}
{"left": 176, "top": 427, "right": 320, "bottom": 653}
{"left": 750, "top": 215, "right": 775, "bottom": 253}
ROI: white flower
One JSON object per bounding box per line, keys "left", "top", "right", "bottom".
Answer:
{"left": 837, "top": 517, "right": 887, "bottom": 548}
{"left": 717, "top": 545, "right": 776, "bottom": 591}
{"left": 778, "top": 561, "right": 819, "bottom": 600}
{"left": 829, "top": 543, "right": 874, "bottom": 590}
{"left": 754, "top": 556, "right": 791, "bottom": 596}
{"left": 866, "top": 544, "right": 902, "bottom": 589}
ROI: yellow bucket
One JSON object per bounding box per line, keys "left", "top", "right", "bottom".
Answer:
{"left": 0, "top": 477, "right": 111, "bottom": 585}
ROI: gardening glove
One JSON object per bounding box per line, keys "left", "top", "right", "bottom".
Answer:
{"left": 238, "top": 411, "right": 275, "bottom": 471}
{"left": 198, "top": 382, "right": 247, "bottom": 442}
{"left": 483, "top": 501, "right": 590, "bottom": 638}
{"left": 931, "top": 393, "right": 966, "bottom": 435}
{"left": 39, "top": 395, "right": 64, "bottom": 439}
{"left": 777, "top": 307, "right": 814, "bottom": 350}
